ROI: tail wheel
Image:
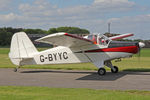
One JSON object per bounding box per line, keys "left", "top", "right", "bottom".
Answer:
{"left": 98, "top": 68, "right": 106, "bottom": 75}
{"left": 14, "top": 68, "right": 17, "bottom": 72}
{"left": 111, "top": 66, "right": 118, "bottom": 73}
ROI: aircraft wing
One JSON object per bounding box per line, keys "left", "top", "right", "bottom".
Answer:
{"left": 35, "top": 32, "right": 94, "bottom": 48}
{"left": 109, "top": 33, "right": 133, "bottom": 40}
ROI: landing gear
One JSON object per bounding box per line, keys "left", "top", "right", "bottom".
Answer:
{"left": 96, "top": 61, "right": 119, "bottom": 76}
{"left": 14, "top": 66, "right": 20, "bottom": 72}
{"left": 98, "top": 68, "right": 106, "bottom": 75}
{"left": 111, "top": 66, "right": 118, "bottom": 73}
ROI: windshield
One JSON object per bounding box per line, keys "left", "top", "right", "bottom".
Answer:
{"left": 87, "top": 34, "right": 111, "bottom": 46}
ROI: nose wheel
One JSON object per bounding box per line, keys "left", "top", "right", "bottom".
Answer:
{"left": 98, "top": 68, "right": 106, "bottom": 75}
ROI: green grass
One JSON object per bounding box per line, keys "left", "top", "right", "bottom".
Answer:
{"left": 0, "top": 48, "right": 47, "bottom": 54}
{"left": 0, "top": 48, "right": 150, "bottom": 71}
{"left": 0, "top": 49, "right": 150, "bottom": 100}
{"left": 134, "top": 48, "right": 150, "bottom": 57}
{"left": 0, "top": 86, "right": 150, "bottom": 100}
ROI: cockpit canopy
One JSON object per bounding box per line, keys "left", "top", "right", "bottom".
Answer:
{"left": 87, "top": 34, "right": 111, "bottom": 46}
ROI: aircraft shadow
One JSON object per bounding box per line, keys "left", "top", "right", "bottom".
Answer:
{"left": 21, "top": 70, "right": 94, "bottom": 74}
{"left": 77, "top": 71, "right": 150, "bottom": 81}
{"left": 76, "top": 72, "right": 126, "bottom": 81}
{"left": 21, "top": 69, "right": 150, "bottom": 81}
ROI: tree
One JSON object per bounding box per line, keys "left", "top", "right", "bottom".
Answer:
{"left": 48, "top": 28, "right": 57, "bottom": 34}
{"left": 23, "top": 29, "right": 47, "bottom": 34}
{"left": 0, "top": 27, "right": 90, "bottom": 46}
{"left": 48, "top": 27, "right": 90, "bottom": 34}
{"left": 0, "top": 29, "right": 12, "bottom": 46}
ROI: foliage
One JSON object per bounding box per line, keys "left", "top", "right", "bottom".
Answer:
{"left": 47, "top": 28, "right": 57, "bottom": 34}
{"left": 48, "top": 27, "right": 90, "bottom": 34}
{"left": 0, "top": 29, "right": 12, "bottom": 46}
{"left": 0, "top": 27, "right": 90, "bottom": 46}
{"left": 23, "top": 29, "right": 47, "bottom": 34}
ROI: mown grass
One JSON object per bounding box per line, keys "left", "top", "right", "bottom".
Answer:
{"left": 0, "top": 48, "right": 47, "bottom": 54}
{"left": 0, "top": 48, "right": 150, "bottom": 71}
{"left": 0, "top": 86, "right": 150, "bottom": 100}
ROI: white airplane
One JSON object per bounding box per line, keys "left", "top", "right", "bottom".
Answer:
{"left": 9, "top": 32, "right": 145, "bottom": 75}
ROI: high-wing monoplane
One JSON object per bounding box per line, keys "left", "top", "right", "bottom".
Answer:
{"left": 9, "top": 32, "right": 145, "bottom": 75}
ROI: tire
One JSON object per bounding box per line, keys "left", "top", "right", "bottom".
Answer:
{"left": 98, "top": 68, "right": 106, "bottom": 75}
{"left": 111, "top": 66, "right": 118, "bottom": 73}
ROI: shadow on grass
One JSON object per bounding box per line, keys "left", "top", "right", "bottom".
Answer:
{"left": 123, "top": 68, "right": 150, "bottom": 72}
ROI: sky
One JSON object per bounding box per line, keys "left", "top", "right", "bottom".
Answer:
{"left": 0, "top": 0, "right": 150, "bottom": 39}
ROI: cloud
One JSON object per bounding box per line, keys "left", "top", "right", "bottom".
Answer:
{"left": 93, "top": 0, "right": 135, "bottom": 11}
{"left": 19, "top": 0, "right": 57, "bottom": 17}
{"left": 17, "top": 0, "right": 136, "bottom": 19}
{"left": 0, "top": 0, "right": 12, "bottom": 11}
{"left": 0, "top": 0, "right": 149, "bottom": 39}
{"left": 106, "top": 15, "right": 150, "bottom": 39}
{"left": 0, "top": 0, "right": 140, "bottom": 26}
{"left": 94, "top": 0, "right": 134, "bottom": 4}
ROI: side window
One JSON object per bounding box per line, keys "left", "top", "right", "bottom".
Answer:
{"left": 88, "top": 35, "right": 93, "bottom": 40}
{"left": 98, "top": 37, "right": 102, "bottom": 44}
{"left": 88, "top": 35, "right": 97, "bottom": 44}
{"left": 93, "top": 35, "right": 97, "bottom": 43}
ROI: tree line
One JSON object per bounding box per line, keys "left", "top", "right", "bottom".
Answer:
{"left": 0, "top": 27, "right": 90, "bottom": 46}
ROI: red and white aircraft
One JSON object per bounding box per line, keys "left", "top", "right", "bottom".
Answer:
{"left": 9, "top": 32, "right": 145, "bottom": 75}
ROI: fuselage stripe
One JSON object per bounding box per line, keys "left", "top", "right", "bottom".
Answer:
{"left": 75, "top": 46, "right": 138, "bottom": 54}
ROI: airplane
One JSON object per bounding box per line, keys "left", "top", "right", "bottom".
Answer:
{"left": 9, "top": 32, "right": 145, "bottom": 75}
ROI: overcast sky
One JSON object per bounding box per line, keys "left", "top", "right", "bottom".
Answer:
{"left": 0, "top": 0, "right": 150, "bottom": 39}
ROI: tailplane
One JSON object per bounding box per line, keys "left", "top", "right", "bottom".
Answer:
{"left": 9, "top": 32, "right": 38, "bottom": 66}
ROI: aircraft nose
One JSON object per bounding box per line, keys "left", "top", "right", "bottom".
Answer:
{"left": 139, "top": 42, "right": 145, "bottom": 48}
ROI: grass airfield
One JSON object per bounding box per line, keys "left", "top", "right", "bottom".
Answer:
{"left": 0, "top": 48, "right": 150, "bottom": 71}
{"left": 0, "top": 86, "right": 150, "bottom": 100}
{"left": 0, "top": 48, "right": 150, "bottom": 100}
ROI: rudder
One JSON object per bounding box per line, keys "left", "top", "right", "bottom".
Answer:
{"left": 9, "top": 32, "right": 38, "bottom": 66}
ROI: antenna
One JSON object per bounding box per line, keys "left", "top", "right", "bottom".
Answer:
{"left": 108, "top": 22, "right": 111, "bottom": 33}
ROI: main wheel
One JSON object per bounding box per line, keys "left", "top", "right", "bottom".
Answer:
{"left": 111, "top": 66, "right": 118, "bottom": 73}
{"left": 98, "top": 68, "right": 106, "bottom": 75}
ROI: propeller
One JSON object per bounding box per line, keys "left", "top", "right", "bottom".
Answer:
{"left": 139, "top": 42, "right": 145, "bottom": 48}
{"left": 137, "top": 42, "right": 145, "bottom": 61}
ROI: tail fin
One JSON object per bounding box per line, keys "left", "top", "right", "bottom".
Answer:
{"left": 9, "top": 32, "right": 38, "bottom": 66}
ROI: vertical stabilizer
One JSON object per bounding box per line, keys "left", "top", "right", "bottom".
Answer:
{"left": 9, "top": 32, "right": 38, "bottom": 66}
